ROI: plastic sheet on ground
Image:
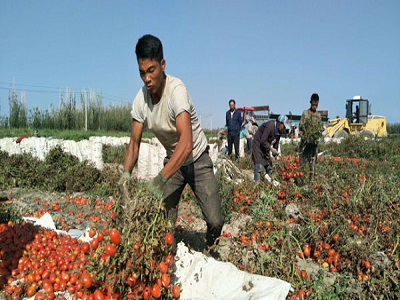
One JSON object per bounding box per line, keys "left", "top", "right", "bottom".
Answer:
{"left": 20, "top": 214, "right": 291, "bottom": 300}
{"left": 22, "top": 213, "right": 84, "bottom": 239}
{"left": 174, "top": 242, "right": 292, "bottom": 300}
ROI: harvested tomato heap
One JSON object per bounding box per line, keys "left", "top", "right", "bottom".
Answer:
{"left": 0, "top": 182, "right": 180, "bottom": 299}
{"left": 278, "top": 156, "right": 304, "bottom": 181}
{"left": 0, "top": 222, "right": 97, "bottom": 299}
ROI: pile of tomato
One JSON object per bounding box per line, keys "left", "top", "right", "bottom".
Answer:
{"left": 277, "top": 156, "right": 304, "bottom": 181}
{"left": 0, "top": 220, "right": 180, "bottom": 300}
{"left": 0, "top": 221, "right": 97, "bottom": 299}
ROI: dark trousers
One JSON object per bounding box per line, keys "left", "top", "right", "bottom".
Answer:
{"left": 227, "top": 135, "right": 240, "bottom": 159}
{"left": 300, "top": 142, "right": 318, "bottom": 181}
{"left": 163, "top": 149, "right": 223, "bottom": 247}
{"left": 246, "top": 138, "right": 252, "bottom": 155}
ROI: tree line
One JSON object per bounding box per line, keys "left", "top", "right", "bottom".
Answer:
{"left": 2, "top": 87, "right": 400, "bottom": 134}
{"left": 387, "top": 123, "right": 400, "bottom": 135}
{"left": 1, "top": 88, "right": 132, "bottom": 132}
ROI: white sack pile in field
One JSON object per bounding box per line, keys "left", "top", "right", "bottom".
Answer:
{"left": 89, "top": 136, "right": 130, "bottom": 146}
{"left": 279, "top": 137, "right": 343, "bottom": 144}
{"left": 137, "top": 138, "right": 167, "bottom": 181}
{"left": 0, "top": 137, "right": 104, "bottom": 169}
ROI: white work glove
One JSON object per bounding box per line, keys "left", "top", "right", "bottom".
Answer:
{"left": 265, "top": 174, "right": 272, "bottom": 183}
{"left": 271, "top": 148, "right": 279, "bottom": 157}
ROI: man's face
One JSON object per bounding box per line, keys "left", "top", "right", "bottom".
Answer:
{"left": 278, "top": 122, "right": 285, "bottom": 133}
{"left": 310, "top": 100, "right": 319, "bottom": 112}
{"left": 229, "top": 101, "right": 235, "bottom": 111}
{"left": 138, "top": 58, "right": 165, "bottom": 95}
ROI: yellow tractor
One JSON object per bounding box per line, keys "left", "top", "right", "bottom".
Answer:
{"left": 324, "top": 96, "right": 387, "bottom": 139}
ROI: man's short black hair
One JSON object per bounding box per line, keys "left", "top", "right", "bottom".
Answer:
{"left": 135, "top": 34, "right": 164, "bottom": 63}
{"left": 310, "top": 93, "right": 319, "bottom": 102}
{"left": 229, "top": 99, "right": 236, "bottom": 105}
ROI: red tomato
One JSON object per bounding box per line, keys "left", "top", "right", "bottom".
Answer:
{"left": 300, "top": 270, "right": 308, "bottom": 280}
{"left": 303, "top": 247, "right": 310, "bottom": 258}
{"left": 97, "top": 232, "right": 104, "bottom": 242}
{"left": 143, "top": 287, "right": 150, "bottom": 300}
{"left": 298, "top": 289, "right": 306, "bottom": 298}
{"left": 26, "top": 285, "right": 37, "bottom": 297}
{"left": 89, "top": 227, "right": 96, "bottom": 238}
{"left": 328, "top": 249, "right": 335, "bottom": 257}
{"left": 151, "top": 284, "right": 161, "bottom": 299}
{"left": 105, "top": 244, "right": 116, "bottom": 257}
{"left": 109, "top": 229, "right": 121, "bottom": 245}
{"left": 332, "top": 234, "right": 340, "bottom": 242}
{"left": 159, "top": 262, "right": 168, "bottom": 274}
{"left": 364, "top": 261, "right": 371, "bottom": 270}
{"left": 91, "top": 238, "right": 99, "bottom": 250}
{"left": 166, "top": 233, "right": 173, "bottom": 245}
{"left": 172, "top": 285, "right": 180, "bottom": 298}
{"left": 126, "top": 276, "right": 136, "bottom": 287}
{"left": 93, "top": 289, "right": 105, "bottom": 300}
{"left": 165, "top": 254, "right": 174, "bottom": 267}
{"left": 82, "top": 272, "right": 93, "bottom": 289}
{"left": 161, "top": 273, "right": 170, "bottom": 287}
{"left": 82, "top": 242, "right": 90, "bottom": 253}
{"left": 34, "top": 293, "right": 45, "bottom": 300}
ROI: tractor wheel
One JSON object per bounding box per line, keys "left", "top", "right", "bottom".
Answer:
{"left": 360, "top": 130, "right": 375, "bottom": 140}
{"left": 333, "top": 130, "right": 349, "bottom": 139}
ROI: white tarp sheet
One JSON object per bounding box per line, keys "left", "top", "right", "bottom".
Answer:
{"left": 21, "top": 214, "right": 291, "bottom": 300}
{"left": 175, "top": 243, "right": 291, "bottom": 300}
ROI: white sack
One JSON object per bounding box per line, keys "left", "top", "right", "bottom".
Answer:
{"left": 239, "top": 138, "right": 246, "bottom": 157}
{"left": 208, "top": 143, "right": 219, "bottom": 163}
{"left": 175, "top": 242, "right": 291, "bottom": 300}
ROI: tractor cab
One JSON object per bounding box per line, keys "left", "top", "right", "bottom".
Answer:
{"left": 346, "top": 96, "right": 370, "bottom": 124}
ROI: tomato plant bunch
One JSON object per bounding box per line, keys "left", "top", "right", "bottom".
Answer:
{"left": 84, "top": 181, "right": 178, "bottom": 299}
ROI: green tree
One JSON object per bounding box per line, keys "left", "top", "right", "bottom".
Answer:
{"left": 8, "top": 88, "right": 19, "bottom": 127}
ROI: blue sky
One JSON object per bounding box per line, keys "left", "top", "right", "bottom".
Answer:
{"left": 1, "top": 0, "right": 399, "bottom": 129}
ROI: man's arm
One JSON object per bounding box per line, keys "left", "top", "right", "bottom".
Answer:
{"left": 124, "top": 120, "right": 144, "bottom": 173}
{"left": 161, "top": 111, "right": 193, "bottom": 180}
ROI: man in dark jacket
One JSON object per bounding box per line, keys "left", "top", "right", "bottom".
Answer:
{"left": 225, "top": 99, "right": 243, "bottom": 160}
{"left": 252, "top": 115, "right": 289, "bottom": 182}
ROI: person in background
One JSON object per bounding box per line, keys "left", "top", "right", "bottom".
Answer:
{"left": 299, "top": 93, "right": 323, "bottom": 181}
{"left": 245, "top": 117, "right": 256, "bottom": 155}
{"left": 252, "top": 115, "right": 290, "bottom": 182}
{"left": 118, "top": 34, "right": 223, "bottom": 253}
{"left": 353, "top": 105, "right": 359, "bottom": 123}
{"left": 225, "top": 99, "right": 243, "bottom": 160}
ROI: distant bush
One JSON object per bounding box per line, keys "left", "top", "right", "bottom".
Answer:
{"left": 103, "top": 144, "right": 127, "bottom": 164}
{"left": 0, "top": 146, "right": 118, "bottom": 197}
{"left": 387, "top": 123, "right": 400, "bottom": 134}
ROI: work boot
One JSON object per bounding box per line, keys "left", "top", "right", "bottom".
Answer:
{"left": 205, "top": 224, "right": 223, "bottom": 247}
{"left": 202, "top": 246, "right": 220, "bottom": 260}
